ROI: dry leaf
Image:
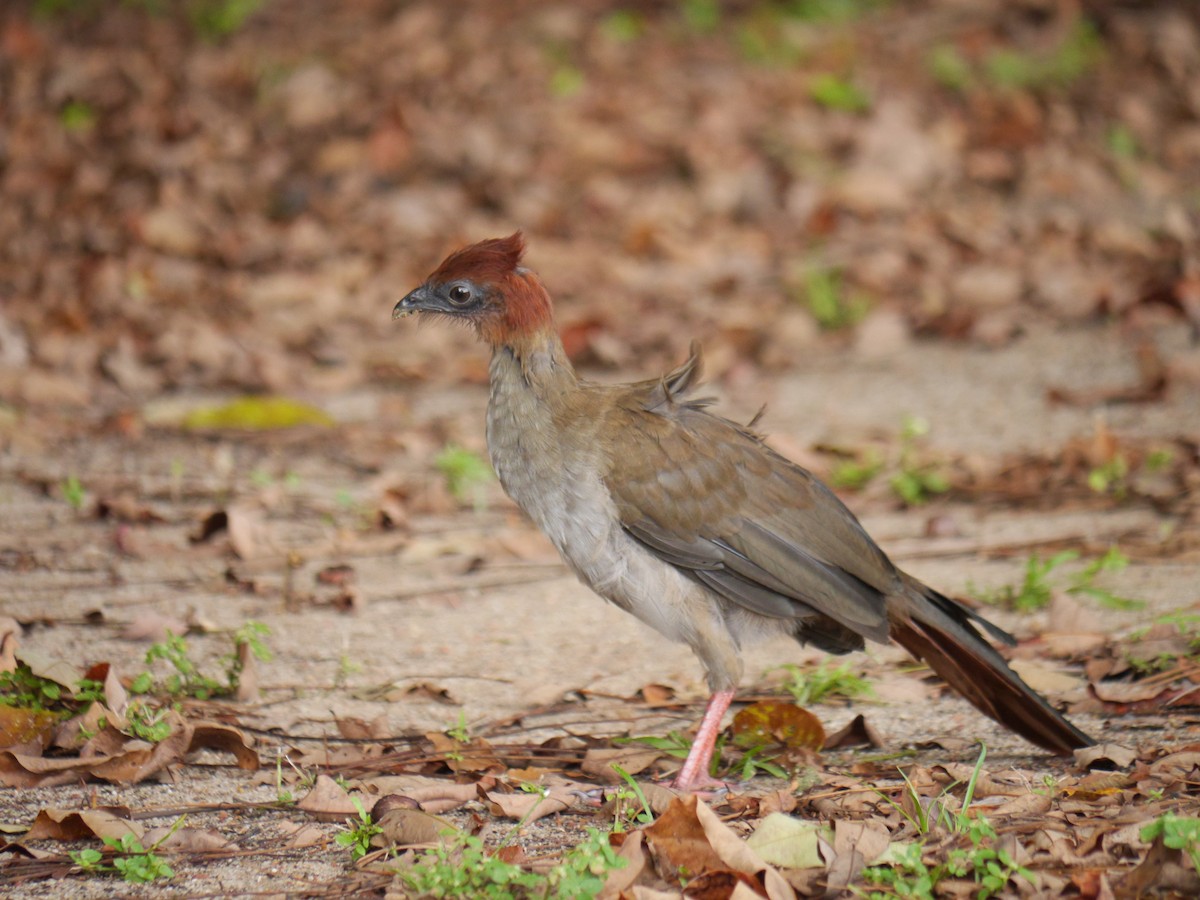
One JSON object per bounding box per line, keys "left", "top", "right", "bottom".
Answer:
{"left": 23, "top": 808, "right": 139, "bottom": 843}
{"left": 121, "top": 612, "right": 189, "bottom": 643}
{"left": 189, "top": 722, "right": 258, "bottom": 770}
{"left": 745, "top": 813, "right": 828, "bottom": 869}
{"left": 581, "top": 747, "right": 663, "bottom": 784}
{"left": 336, "top": 714, "right": 391, "bottom": 741}
{"left": 731, "top": 701, "right": 825, "bottom": 751}
{"left": 296, "top": 774, "right": 361, "bottom": 819}
{"left": 376, "top": 808, "right": 456, "bottom": 847}
{"left": 1076, "top": 743, "right": 1139, "bottom": 770}
{"left": 0, "top": 706, "right": 59, "bottom": 751}
{"left": 425, "top": 732, "right": 503, "bottom": 775}
{"left": 823, "top": 714, "right": 882, "bottom": 750}
{"left": 278, "top": 820, "right": 326, "bottom": 848}
{"left": 481, "top": 783, "right": 577, "bottom": 823}
{"left": 141, "top": 825, "right": 232, "bottom": 852}
{"left": 0, "top": 617, "right": 19, "bottom": 672}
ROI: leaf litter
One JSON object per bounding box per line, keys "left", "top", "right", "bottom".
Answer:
{"left": 2, "top": 0, "right": 1200, "bottom": 896}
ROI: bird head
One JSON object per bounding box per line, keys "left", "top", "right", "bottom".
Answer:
{"left": 393, "top": 232, "right": 554, "bottom": 347}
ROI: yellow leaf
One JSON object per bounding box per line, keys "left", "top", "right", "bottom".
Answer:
{"left": 183, "top": 396, "right": 333, "bottom": 431}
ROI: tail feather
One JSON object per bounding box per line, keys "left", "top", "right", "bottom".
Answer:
{"left": 890, "top": 580, "right": 1093, "bottom": 756}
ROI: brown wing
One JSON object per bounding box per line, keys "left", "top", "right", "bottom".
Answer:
{"left": 601, "top": 364, "right": 894, "bottom": 646}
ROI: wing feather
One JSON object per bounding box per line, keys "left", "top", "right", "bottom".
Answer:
{"left": 602, "top": 369, "right": 893, "bottom": 645}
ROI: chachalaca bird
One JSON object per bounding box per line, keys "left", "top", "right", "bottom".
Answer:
{"left": 393, "top": 233, "right": 1093, "bottom": 790}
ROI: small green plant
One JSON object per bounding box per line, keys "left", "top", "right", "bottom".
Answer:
{"left": 927, "top": 44, "right": 972, "bottom": 91}
{"left": 680, "top": 0, "right": 720, "bottom": 33}
{"left": 228, "top": 620, "right": 272, "bottom": 686}
{"left": 187, "top": 0, "right": 262, "bottom": 41}
{"left": 70, "top": 819, "right": 183, "bottom": 884}
{"left": 784, "top": 0, "right": 888, "bottom": 23}
{"left": 927, "top": 19, "right": 1103, "bottom": 96}
{"left": 977, "top": 550, "right": 1075, "bottom": 613}
{"left": 131, "top": 622, "right": 272, "bottom": 700}
{"left": 861, "top": 840, "right": 939, "bottom": 898}
{"left": 609, "top": 765, "right": 656, "bottom": 831}
{"left": 802, "top": 267, "right": 870, "bottom": 330}
{"left": 335, "top": 796, "right": 383, "bottom": 861}
{"left": 1144, "top": 448, "right": 1174, "bottom": 472}
{"left": 1088, "top": 453, "right": 1129, "bottom": 498}
{"left": 545, "top": 828, "right": 628, "bottom": 897}
{"left": 445, "top": 709, "right": 471, "bottom": 743}
{"left": 864, "top": 748, "right": 1032, "bottom": 898}
{"left": 62, "top": 475, "right": 87, "bottom": 510}
{"left": 776, "top": 661, "right": 872, "bottom": 706}
{"left": 124, "top": 698, "right": 173, "bottom": 743}
{"left": 943, "top": 816, "right": 1034, "bottom": 898}
{"left": 1126, "top": 612, "right": 1200, "bottom": 673}
{"left": 975, "top": 546, "right": 1143, "bottom": 613}
{"left": 733, "top": 744, "right": 789, "bottom": 781}
{"left": 59, "top": 100, "right": 96, "bottom": 132}
{"left": 889, "top": 415, "right": 949, "bottom": 506}
{"left": 1141, "top": 813, "right": 1200, "bottom": 871}
{"left": 403, "top": 829, "right": 625, "bottom": 899}
{"left": 983, "top": 18, "right": 1103, "bottom": 91}
{"left": 274, "top": 754, "right": 294, "bottom": 805}
{"left": 1070, "top": 546, "right": 1142, "bottom": 610}
{"left": 0, "top": 665, "right": 103, "bottom": 716}
{"left": 1106, "top": 124, "right": 1139, "bottom": 161}
{"left": 830, "top": 450, "right": 884, "bottom": 491}
{"left": 809, "top": 73, "right": 871, "bottom": 112}
{"left": 602, "top": 10, "right": 644, "bottom": 42}
{"left": 434, "top": 444, "right": 494, "bottom": 508}
{"left": 618, "top": 730, "right": 694, "bottom": 760}
{"left": 134, "top": 634, "right": 223, "bottom": 699}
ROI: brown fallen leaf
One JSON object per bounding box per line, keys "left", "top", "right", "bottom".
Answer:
{"left": 598, "top": 829, "right": 648, "bottom": 899}
{"left": 1076, "top": 743, "right": 1139, "bottom": 770}
{"left": 643, "top": 795, "right": 725, "bottom": 883}
{"left": 581, "top": 746, "right": 663, "bottom": 784}
{"left": 826, "top": 818, "right": 889, "bottom": 892}
{"left": 426, "top": 732, "right": 504, "bottom": 775}
{"left": 231, "top": 638, "right": 259, "bottom": 703}
{"left": 189, "top": 722, "right": 258, "bottom": 770}
{"left": 823, "top": 714, "right": 882, "bottom": 751}
{"left": 644, "top": 795, "right": 795, "bottom": 900}
{"left": 357, "top": 778, "right": 480, "bottom": 815}
{"left": 141, "top": 825, "right": 232, "bottom": 852}
{"left": 278, "top": 820, "right": 327, "bottom": 848}
{"left": 23, "top": 807, "right": 139, "bottom": 843}
{"left": 991, "top": 792, "right": 1053, "bottom": 817}
{"left": 481, "top": 782, "right": 579, "bottom": 823}
{"left": 1008, "top": 659, "right": 1085, "bottom": 695}
{"left": 0, "top": 706, "right": 59, "bottom": 751}
{"left": 121, "top": 612, "right": 189, "bottom": 643}
{"left": 296, "top": 774, "right": 362, "bottom": 820}
{"left": 336, "top": 714, "right": 391, "bottom": 741}
{"left": 376, "top": 808, "right": 456, "bottom": 848}
{"left": 732, "top": 701, "right": 825, "bottom": 751}
{"left": 0, "top": 617, "right": 19, "bottom": 672}
{"left": 636, "top": 684, "right": 678, "bottom": 706}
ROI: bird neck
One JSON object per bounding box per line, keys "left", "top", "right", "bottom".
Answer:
{"left": 490, "top": 328, "right": 578, "bottom": 403}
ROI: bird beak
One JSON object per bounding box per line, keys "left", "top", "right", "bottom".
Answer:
{"left": 392, "top": 285, "right": 432, "bottom": 320}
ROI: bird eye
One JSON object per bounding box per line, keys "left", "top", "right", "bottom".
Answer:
{"left": 448, "top": 284, "right": 473, "bottom": 306}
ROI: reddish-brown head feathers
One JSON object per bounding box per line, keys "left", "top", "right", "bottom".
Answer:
{"left": 431, "top": 232, "right": 527, "bottom": 285}
{"left": 425, "top": 232, "right": 554, "bottom": 346}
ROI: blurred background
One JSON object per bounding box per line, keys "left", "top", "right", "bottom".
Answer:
{"left": 1, "top": 0, "right": 1196, "bottom": 414}
{"left": 2, "top": 4, "right": 1200, "bottom": 885}
{"left": 2, "top": 0, "right": 1199, "bottom": 725}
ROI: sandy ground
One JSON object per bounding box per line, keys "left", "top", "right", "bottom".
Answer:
{"left": 2, "top": 321, "right": 1198, "bottom": 897}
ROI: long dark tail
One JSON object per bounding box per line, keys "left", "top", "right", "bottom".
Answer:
{"left": 889, "top": 575, "right": 1093, "bottom": 755}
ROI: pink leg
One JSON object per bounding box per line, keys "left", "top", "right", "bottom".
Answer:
{"left": 671, "top": 689, "right": 736, "bottom": 792}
